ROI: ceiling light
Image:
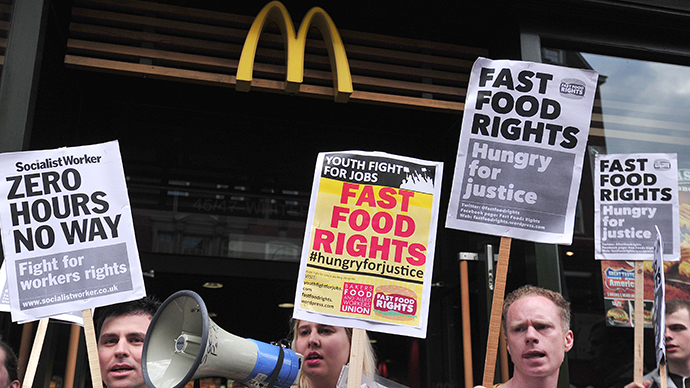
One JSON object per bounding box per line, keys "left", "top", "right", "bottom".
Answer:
{"left": 566, "top": 251, "right": 574, "bottom": 256}
{"left": 202, "top": 282, "right": 223, "bottom": 289}
{"left": 278, "top": 303, "right": 294, "bottom": 308}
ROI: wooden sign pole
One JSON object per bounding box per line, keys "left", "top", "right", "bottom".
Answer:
{"left": 17, "top": 322, "right": 34, "bottom": 381}
{"left": 634, "top": 261, "right": 645, "bottom": 383}
{"left": 460, "top": 259, "right": 474, "bottom": 388}
{"left": 482, "top": 237, "right": 512, "bottom": 388}
{"left": 347, "top": 328, "right": 367, "bottom": 388}
{"left": 21, "top": 318, "right": 49, "bottom": 388}
{"left": 82, "top": 309, "right": 103, "bottom": 388}
{"left": 64, "top": 324, "right": 82, "bottom": 388}
{"left": 659, "top": 362, "right": 667, "bottom": 388}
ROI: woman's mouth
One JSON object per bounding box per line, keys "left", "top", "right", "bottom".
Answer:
{"left": 305, "top": 352, "right": 323, "bottom": 365}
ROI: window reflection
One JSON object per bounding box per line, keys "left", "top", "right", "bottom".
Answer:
{"left": 543, "top": 48, "right": 690, "bottom": 154}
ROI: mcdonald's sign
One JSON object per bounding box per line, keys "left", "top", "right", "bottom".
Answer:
{"left": 236, "top": 1, "right": 353, "bottom": 103}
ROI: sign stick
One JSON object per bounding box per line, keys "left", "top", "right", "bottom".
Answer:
{"left": 659, "top": 362, "right": 667, "bottom": 388}
{"left": 482, "top": 237, "right": 512, "bottom": 388}
{"left": 460, "top": 259, "right": 473, "bottom": 388}
{"left": 17, "top": 322, "right": 34, "bottom": 381}
{"left": 634, "top": 261, "right": 645, "bottom": 383}
{"left": 64, "top": 324, "right": 82, "bottom": 388}
{"left": 347, "top": 328, "right": 367, "bottom": 388}
{"left": 21, "top": 318, "right": 49, "bottom": 388}
{"left": 82, "top": 309, "right": 103, "bottom": 388}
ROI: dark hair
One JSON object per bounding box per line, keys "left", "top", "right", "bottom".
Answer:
{"left": 0, "top": 340, "right": 18, "bottom": 383}
{"left": 666, "top": 299, "right": 690, "bottom": 316}
{"left": 95, "top": 295, "right": 161, "bottom": 339}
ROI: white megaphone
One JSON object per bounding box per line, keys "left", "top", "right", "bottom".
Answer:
{"left": 142, "top": 290, "right": 302, "bottom": 388}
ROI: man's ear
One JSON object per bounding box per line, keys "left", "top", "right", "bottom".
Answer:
{"left": 10, "top": 380, "right": 19, "bottom": 388}
{"left": 564, "top": 330, "right": 574, "bottom": 352}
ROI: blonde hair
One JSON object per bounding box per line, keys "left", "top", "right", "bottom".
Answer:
{"left": 290, "top": 320, "right": 377, "bottom": 388}
{"left": 502, "top": 284, "right": 571, "bottom": 333}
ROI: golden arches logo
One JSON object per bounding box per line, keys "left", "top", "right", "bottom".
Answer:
{"left": 236, "top": 1, "right": 353, "bottom": 103}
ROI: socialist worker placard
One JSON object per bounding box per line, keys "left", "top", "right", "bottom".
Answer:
{"left": 293, "top": 151, "right": 443, "bottom": 338}
{"left": 0, "top": 141, "right": 146, "bottom": 321}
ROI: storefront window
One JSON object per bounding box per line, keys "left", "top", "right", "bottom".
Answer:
{"left": 543, "top": 48, "right": 690, "bottom": 386}
{"left": 543, "top": 49, "right": 690, "bottom": 155}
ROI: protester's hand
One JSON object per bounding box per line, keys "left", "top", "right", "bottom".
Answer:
{"left": 623, "top": 381, "right": 651, "bottom": 388}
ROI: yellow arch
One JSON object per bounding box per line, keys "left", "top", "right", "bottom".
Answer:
{"left": 236, "top": 1, "right": 353, "bottom": 103}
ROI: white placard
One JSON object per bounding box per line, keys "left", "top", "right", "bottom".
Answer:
{"left": 446, "top": 57, "right": 598, "bottom": 244}
{"left": 0, "top": 141, "right": 145, "bottom": 321}
{"left": 594, "top": 153, "right": 679, "bottom": 261}
{"left": 0, "top": 262, "right": 84, "bottom": 324}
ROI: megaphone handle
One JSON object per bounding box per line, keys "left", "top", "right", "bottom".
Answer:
{"left": 265, "top": 346, "right": 285, "bottom": 388}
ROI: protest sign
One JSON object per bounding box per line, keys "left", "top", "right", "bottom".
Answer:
{"left": 0, "top": 262, "right": 84, "bottom": 324}
{"left": 293, "top": 151, "right": 442, "bottom": 338}
{"left": 446, "top": 57, "right": 598, "bottom": 244}
{"left": 0, "top": 141, "right": 146, "bottom": 321}
{"left": 594, "top": 153, "right": 679, "bottom": 261}
{"left": 653, "top": 227, "right": 666, "bottom": 369}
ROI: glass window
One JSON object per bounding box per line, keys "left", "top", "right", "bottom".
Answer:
{"left": 543, "top": 48, "right": 690, "bottom": 155}
{"left": 542, "top": 47, "right": 690, "bottom": 385}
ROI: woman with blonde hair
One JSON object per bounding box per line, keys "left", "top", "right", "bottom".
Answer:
{"left": 290, "top": 319, "right": 377, "bottom": 388}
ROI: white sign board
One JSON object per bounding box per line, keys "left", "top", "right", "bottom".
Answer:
{"left": 0, "top": 141, "right": 146, "bottom": 321}
{"left": 0, "top": 262, "right": 84, "bottom": 324}
{"left": 446, "top": 57, "right": 599, "bottom": 244}
{"left": 594, "top": 153, "right": 679, "bottom": 261}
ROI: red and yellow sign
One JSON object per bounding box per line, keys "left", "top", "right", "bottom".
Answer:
{"left": 293, "top": 151, "right": 442, "bottom": 338}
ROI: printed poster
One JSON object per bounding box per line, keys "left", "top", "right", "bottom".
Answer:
{"left": 293, "top": 151, "right": 442, "bottom": 338}
{"left": 594, "top": 153, "right": 679, "bottom": 261}
{"left": 0, "top": 141, "right": 146, "bottom": 321}
{"left": 0, "top": 262, "right": 84, "bottom": 324}
{"left": 600, "top": 159, "right": 690, "bottom": 327}
{"left": 446, "top": 57, "right": 599, "bottom": 244}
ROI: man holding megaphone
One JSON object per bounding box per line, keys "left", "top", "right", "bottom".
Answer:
{"left": 95, "top": 296, "right": 162, "bottom": 388}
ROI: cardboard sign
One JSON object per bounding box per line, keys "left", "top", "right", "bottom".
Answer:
{"left": 0, "top": 141, "right": 146, "bottom": 321}
{"left": 594, "top": 153, "right": 679, "bottom": 261}
{"left": 446, "top": 57, "right": 598, "bottom": 244}
{"left": 0, "top": 262, "right": 84, "bottom": 324}
{"left": 293, "top": 151, "right": 442, "bottom": 338}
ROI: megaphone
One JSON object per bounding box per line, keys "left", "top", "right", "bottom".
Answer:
{"left": 142, "top": 290, "right": 302, "bottom": 388}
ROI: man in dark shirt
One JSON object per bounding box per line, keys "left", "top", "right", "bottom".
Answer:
{"left": 625, "top": 299, "right": 690, "bottom": 388}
